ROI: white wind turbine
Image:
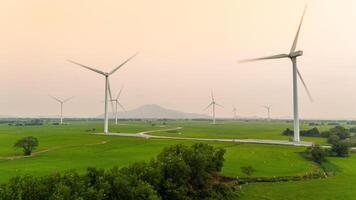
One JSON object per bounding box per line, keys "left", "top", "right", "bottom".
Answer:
{"left": 110, "top": 86, "right": 126, "bottom": 125}
{"left": 263, "top": 105, "right": 271, "bottom": 121}
{"left": 239, "top": 6, "right": 313, "bottom": 142}
{"left": 68, "top": 53, "right": 138, "bottom": 134}
{"left": 49, "top": 95, "right": 74, "bottom": 124}
{"left": 232, "top": 105, "right": 238, "bottom": 120}
{"left": 204, "top": 91, "right": 223, "bottom": 124}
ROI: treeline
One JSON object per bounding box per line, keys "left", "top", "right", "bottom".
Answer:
{"left": 0, "top": 144, "right": 239, "bottom": 200}
{"left": 283, "top": 126, "right": 353, "bottom": 157}
{"left": 282, "top": 127, "right": 321, "bottom": 137}
{"left": 282, "top": 126, "right": 353, "bottom": 139}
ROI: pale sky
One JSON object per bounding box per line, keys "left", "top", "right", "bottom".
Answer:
{"left": 1, "top": 0, "right": 356, "bottom": 119}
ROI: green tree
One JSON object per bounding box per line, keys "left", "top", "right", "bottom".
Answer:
{"left": 14, "top": 136, "right": 39, "bottom": 156}
{"left": 331, "top": 141, "right": 350, "bottom": 157}
{"left": 330, "top": 126, "right": 350, "bottom": 140}
{"left": 307, "top": 144, "right": 327, "bottom": 164}
{"left": 327, "top": 134, "right": 340, "bottom": 145}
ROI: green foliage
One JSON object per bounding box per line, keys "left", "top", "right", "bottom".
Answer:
{"left": 14, "top": 136, "right": 39, "bottom": 156}
{"left": 306, "top": 145, "right": 327, "bottom": 164}
{"left": 331, "top": 141, "right": 351, "bottom": 157}
{"left": 282, "top": 127, "right": 320, "bottom": 137}
{"left": 327, "top": 134, "right": 340, "bottom": 145}
{"left": 330, "top": 126, "right": 350, "bottom": 140}
{"left": 240, "top": 166, "right": 256, "bottom": 177}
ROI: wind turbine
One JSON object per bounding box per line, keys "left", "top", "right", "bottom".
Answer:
{"left": 110, "top": 86, "right": 126, "bottom": 125}
{"left": 263, "top": 105, "right": 271, "bottom": 121}
{"left": 49, "top": 95, "right": 74, "bottom": 124}
{"left": 232, "top": 105, "right": 238, "bottom": 120}
{"left": 68, "top": 53, "right": 138, "bottom": 134}
{"left": 239, "top": 6, "right": 313, "bottom": 142}
{"left": 203, "top": 91, "right": 223, "bottom": 124}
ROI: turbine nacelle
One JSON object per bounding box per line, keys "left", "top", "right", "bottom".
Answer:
{"left": 289, "top": 50, "right": 303, "bottom": 58}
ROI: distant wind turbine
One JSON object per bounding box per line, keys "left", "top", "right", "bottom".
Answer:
{"left": 110, "top": 86, "right": 126, "bottom": 125}
{"left": 263, "top": 105, "right": 271, "bottom": 121}
{"left": 49, "top": 95, "right": 74, "bottom": 124}
{"left": 239, "top": 6, "right": 312, "bottom": 142}
{"left": 203, "top": 91, "right": 223, "bottom": 124}
{"left": 232, "top": 105, "right": 238, "bottom": 120}
{"left": 68, "top": 53, "right": 138, "bottom": 134}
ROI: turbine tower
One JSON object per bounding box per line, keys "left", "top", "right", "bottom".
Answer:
{"left": 204, "top": 91, "right": 223, "bottom": 124}
{"left": 239, "top": 6, "right": 313, "bottom": 142}
{"left": 50, "top": 95, "right": 74, "bottom": 124}
{"left": 68, "top": 53, "right": 138, "bottom": 134}
{"left": 263, "top": 105, "right": 271, "bottom": 121}
{"left": 232, "top": 105, "right": 238, "bottom": 120}
{"left": 110, "top": 86, "right": 126, "bottom": 125}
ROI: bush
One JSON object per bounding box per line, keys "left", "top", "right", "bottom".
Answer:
{"left": 282, "top": 127, "right": 320, "bottom": 137}
{"left": 14, "top": 136, "right": 39, "bottom": 156}
{"left": 306, "top": 144, "right": 327, "bottom": 164}
{"left": 327, "top": 134, "right": 340, "bottom": 145}
{"left": 330, "top": 126, "right": 350, "bottom": 140}
{"left": 331, "top": 141, "right": 351, "bottom": 157}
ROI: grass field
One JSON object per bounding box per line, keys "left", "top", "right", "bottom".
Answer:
{"left": 240, "top": 155, "right": 356, "bottom": 200}
{"left": 0, "top": 121, "right": 315, "bottom": 182}
{"left": 0, "top": 120, "right": 354, "bottom": 199}
{"left": 150, "top": 120, "right": 328, "bottom": 144}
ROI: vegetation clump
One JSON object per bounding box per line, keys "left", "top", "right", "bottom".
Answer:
{"left": 14, "top": 136, "right": 39, "bottom": 156}
{"left": 306, "top": 144, "right": 327, "bottom": 164}
{"left": 331, "top": 141, "right": 351, "bottom": 157}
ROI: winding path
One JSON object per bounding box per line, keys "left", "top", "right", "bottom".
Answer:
{"left": 97, "top": 127, "right": 314, "bottom": 147}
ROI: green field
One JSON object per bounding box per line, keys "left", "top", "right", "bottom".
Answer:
{"left": 151, "top": 121, "right": 328, "bottom": 143}
{"left": 0, "top": 120, "right": 354, "bottom": 199}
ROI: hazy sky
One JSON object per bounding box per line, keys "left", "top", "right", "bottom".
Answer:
{"left": 1, "top": 0, "right": 356, "bottom": 119}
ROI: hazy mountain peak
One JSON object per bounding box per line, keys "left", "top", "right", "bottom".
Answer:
{"left": 98, "top": 104, "right": 209, "bottom": 119}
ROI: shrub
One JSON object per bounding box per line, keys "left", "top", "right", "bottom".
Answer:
{"left": 327, "top": 134, "right": 340, "bottom": 145}
{"left": 306, "top": 144, "right": 327, "bottom": 164}
{"left": 14, "top": 136, "right": 39, "bottom": 156}
{"left": 330, "top": 126, "right": 350, "bottom": 140}
{"left": 283, "top": 127, "right": 320, "bottom": 137}
{"left": 331, "top": 141, "right": 351, "bottom": 157}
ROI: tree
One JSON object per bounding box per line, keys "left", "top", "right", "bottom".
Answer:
{"left": 331, "top": 141, "right": 350, "bottom": 157}
{"left": 14, "top": 136, "right": 39, "bottom": 156}
{"left": 240, "top": 166, "right": 256, "bottom": 177}
{"left": 307, "top": 144, "right": 327, "bottom": 164}
{"left": 330, "top": 126, "right": 350, "bottom": 140}
{"left": 327, "top": 134, "right": 340, "bottom": 145}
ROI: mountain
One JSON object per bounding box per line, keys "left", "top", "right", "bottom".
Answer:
{"left": 97, "top": 104, "right": 209, "bottom": 119}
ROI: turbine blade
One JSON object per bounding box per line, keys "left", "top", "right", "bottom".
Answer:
{"left": 239, "top": 54, "right": 289, "bottom": 63}
{"left": 203, "top": 103, "right": 213, "bottom": 111}
{"left": 63, "top": 96, "right": 74, "bottom": 103}
{"left": 109, "top": 52, "right": 139, "bottom": 75}
{"left": 116, "top": 86, "right": 124, "bottom": 100}
{"left": 117, "top": 101, "right": 127, "bottom": 112}
{"left": 290, "top": 5, "right": 307, "bottom": 53}
{"left": 107, "top": 78, "right": 115, "bottom": 113}
{"left": 49, "top": 95, "right": 62, "bottom": 103}
{"left": 67, "top": 60, "right": 106, "bottom": 75}
{"left": 211, "top": 90, "right": 214, "bottom": 102}
{"left": 297, "top": 68, "right": 313, "bottom": 102}
{"left": 215, "top": 103, "right": 224, "bottom": 108}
